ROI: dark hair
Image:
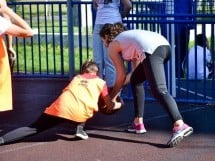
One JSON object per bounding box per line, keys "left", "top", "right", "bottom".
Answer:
{"left": 196, "top": 34, "right": 208, "bottom": 47}
{"left": 81, "top": 60, "right": 99, "bottom": 74}
{"left": 99, "top": 22, "right": 127, "bottom": 45}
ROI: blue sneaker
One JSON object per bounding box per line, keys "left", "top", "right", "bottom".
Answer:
{"left": 167, "top": 123, "right": 193, "bottom": 147}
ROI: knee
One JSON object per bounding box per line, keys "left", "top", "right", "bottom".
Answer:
{"left": 151, "top": 86, "right": 168, "bottom": 97}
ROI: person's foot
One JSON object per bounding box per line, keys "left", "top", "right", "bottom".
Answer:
{"left": 127, "top": 123, "right": 147, "bottom": 134}
{"left": 167, "top": 123, "right": 193, "bottom": 147}
{"left": 75, "top": 126, "right": 88, "bottom": 140}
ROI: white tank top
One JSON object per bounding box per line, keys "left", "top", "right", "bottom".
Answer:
{"left": 114, "top": 30, "right": 170, "bottom": 61}
{"left": 94, "top": 0, "right": 122, "bottom": 24}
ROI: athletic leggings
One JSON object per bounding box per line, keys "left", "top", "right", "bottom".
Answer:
{"left": 130, "top": 45, "right": 182, "bottom": 123}
{"left": 1, "top": 113, "right": 81, "bottom": 144}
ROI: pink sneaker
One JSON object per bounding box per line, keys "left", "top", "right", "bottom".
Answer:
{"left": 167, "top": 123, "right": 193, "bottom": 147}
{"left": 127, "top": 123, "right": 147, "bottom": 134}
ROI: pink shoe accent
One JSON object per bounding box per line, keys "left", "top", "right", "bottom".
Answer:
{"left": 127, "top": 123, "right": 147, "bottom": 134}
{"left": 135, "top": 123, "right": 147, "bottom": 134}
{"left": 173, "top": 123, "right": 189, "bottom": 133}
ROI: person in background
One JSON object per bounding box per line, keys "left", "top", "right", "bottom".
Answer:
{"left": 99, "top": 22, "right": 193, "bottom": 147}
{"left": 0, "top": 1, "right": 34, "bottom": 112}
{"left": 0, "top": 60, "right": 122, "bottom": 145}
{"left": 0, "top": 0, "right": 16, "bottom": 71}
{"left": 92, "top": 0, "right": 132, "bottom": 88}
{"left": 174, "top": 0, "right": 195, "bottom": 78}
{"left": 185, "top": 33, "right": 212, "bottom": 80}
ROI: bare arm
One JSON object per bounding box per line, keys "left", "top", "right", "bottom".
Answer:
{"left": 0, "top": 0, "right": 15, "bottom": 54}
{"left": 0, "top": 3, "right": 34, "bottom": 37}
{"left": 121, "top": 0, "right": 132, "bottom": 18}
{"left": 108, "top": 41, "right": 126, "bottom": 99}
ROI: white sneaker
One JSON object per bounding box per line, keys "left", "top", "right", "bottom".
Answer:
{"left": 167, "top": 123, "right": 193, "bottom": 147}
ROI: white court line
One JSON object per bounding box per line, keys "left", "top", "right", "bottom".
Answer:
{"left": 177, "top": 86, "right": 213, "bottom": 100}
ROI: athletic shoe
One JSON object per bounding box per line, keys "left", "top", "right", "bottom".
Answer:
{"left": 0, "top": 137, "right": 4, "bottom": 145}
{"left": 127, "top": 123, "right": 147, "bottom": 134}
{"left": 75, "top": 126, "right": 88, "bottom": 140}
{"left": 167, "top": 123, "right": 193, "bottom": 147}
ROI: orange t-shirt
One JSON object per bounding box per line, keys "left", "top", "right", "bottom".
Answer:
{"left": 0, "top": 36, "right": 12, "bottom": 111}
{"left": 44, "top": 73, "right": 108, "bottom": 122}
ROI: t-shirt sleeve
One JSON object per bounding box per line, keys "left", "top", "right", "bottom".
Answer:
{"left": 100, "top": 83, "right": 109, "bottom": 97}
{"left": 0, "top": 16, "right": 12, "bottom": 35}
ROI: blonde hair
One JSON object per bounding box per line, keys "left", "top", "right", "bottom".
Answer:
{"left": 80, "top": 60, "right": 99, "bottom": 74}
{"left": 99, "top": 22, "right": 127, "bottom": 45}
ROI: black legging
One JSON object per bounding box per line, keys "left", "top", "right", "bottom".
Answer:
{"left": 130, "top": 45, "right": 182, "bottom": 123}
{"left": 1, "top": 113, "right": 80, "bottom": 144}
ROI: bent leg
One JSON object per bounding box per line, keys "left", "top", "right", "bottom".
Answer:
{"left": 143, "top": 46, "right": 183, "bottom": 122}
{"left": 130, "top": 63, "right": 146, "bottom": 118}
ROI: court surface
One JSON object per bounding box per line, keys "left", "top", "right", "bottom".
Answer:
{"left": 0, "top": 78, "right": 214, "bottom": 161}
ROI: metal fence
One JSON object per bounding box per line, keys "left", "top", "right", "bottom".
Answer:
{"left": 7, "top": 0, "right": 215, "bottom": 104}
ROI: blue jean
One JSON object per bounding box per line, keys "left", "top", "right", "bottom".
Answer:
{"left": 92, "top": 24, "right": 116, "bottom": 87}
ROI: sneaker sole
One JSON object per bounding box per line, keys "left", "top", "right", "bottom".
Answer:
{"left": 75, "top": 134, "right": 89, "bottom": 140}
{"left": 168, "top": 127, "right": 193, "bottom": 147}
{"left": 127, "top": 129, "right": 136, "bottom": 133}
{"left": 127, "top": 129, "right": 147, "bottom": 134}
{"left": 168, "top": 136, "right": 183, "bottom": 147}
{"left": 136, "top": 130, "right": 147, "bottom": 134}
{"left": 184, "top": 127, "right": 193, "bottom": 137}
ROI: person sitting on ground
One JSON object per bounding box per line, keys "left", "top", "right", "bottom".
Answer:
{"left": 0, "top": 60, "right": 122, "bottom": 145}
{"left": 184, "top": 33, "right": 212, "bottom": 80}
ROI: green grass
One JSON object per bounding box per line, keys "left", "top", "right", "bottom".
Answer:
{"left": 13, "top": 3, "right": 67, "bottom": 17}
{"left": 13, "top": 37, "right": 210, "bottom": 75}
{"left": 14, "top": 43, "right": 93, "bottom": 74}
{"left": 11, "top": 3, "right": 93, "bottom": 33}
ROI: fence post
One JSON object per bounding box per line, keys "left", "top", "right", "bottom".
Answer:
{"left": 67, "top": 0, "right": 75, "bottom": 78}
{"left": 166, "top": 0, "right": 176, "bottom": 97}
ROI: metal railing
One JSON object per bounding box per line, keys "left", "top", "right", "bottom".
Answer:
{"left": 7, "top": 0, "right": 215, "bottom": 104}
